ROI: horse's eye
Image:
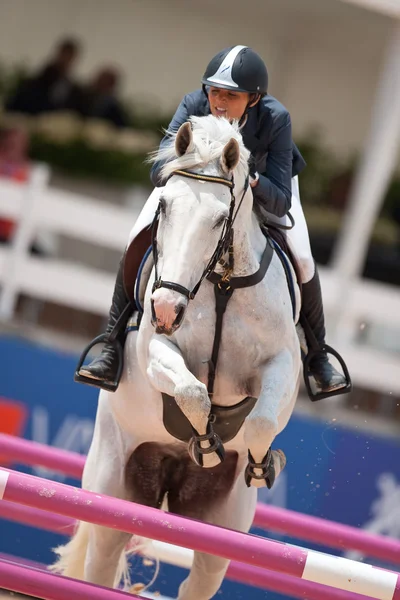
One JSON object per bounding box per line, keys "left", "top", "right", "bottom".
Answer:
{"left": 213, "top": 215, "right": 226, "bottom": 230}
{"left": 159, "top": 197, "right": 166, "bottom": 214}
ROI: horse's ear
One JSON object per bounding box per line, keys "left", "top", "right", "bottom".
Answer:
{"left": 175, "top": 122, "right": 194, "bottom": 156}
{"left": 221, "top": 138, "right": 240, "bottom": 174}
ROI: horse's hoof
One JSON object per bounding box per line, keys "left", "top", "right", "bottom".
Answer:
{"left": 188, "top": 425, "right": 225, "bottom": 468}
{"left": 273, "top": 449, "right": 287, "bottom": 473}
{"left": 245, "top": 448, "right": 286, "bottom": 489}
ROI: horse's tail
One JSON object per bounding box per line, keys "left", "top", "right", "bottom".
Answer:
{"left": 49, "top": 520, "right": 90, "bottom": 580}
{"left": 49, "top": 521, "right": 159, "bottom": 592}
{"left": 125, "top": 536, "right": 161, "bottom": 594}
{"left": 50, "top": 521, "right": 131, "bottom": 587}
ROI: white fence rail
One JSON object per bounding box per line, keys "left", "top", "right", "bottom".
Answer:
{"left": 0, "top": 166, "right": 399, "bottom": 395}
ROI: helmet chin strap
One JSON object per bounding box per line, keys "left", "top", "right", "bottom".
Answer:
{"left": 238, "top": 113, "right": 248, "bottom": 129}
{"left": 239, "top": 94, "right": 260, "bottom": 127}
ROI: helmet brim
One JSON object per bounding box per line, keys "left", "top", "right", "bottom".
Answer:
{"left": 202, "top": 78, "right": 265, "bottom": 95}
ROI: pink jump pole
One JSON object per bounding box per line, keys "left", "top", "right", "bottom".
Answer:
{"left": 0, "top": 500, "right": 374, "bottom": 600}
{"left": 1, "top": 432, "right": 400, "bottom": 566}
{"left": 0, "top": 498, "right": 76, "bottom": 534}
{"left": 227, "top": 561, "right": 377, "bottom": 600}
{"left": 254, "top": 503, "right": 400, "bottom": 565}
{"left": 1, "top": 467, "right": 400, "bottom": 600}
{"left": 0, "top": 558, "right": 142, "bottom": 600}
{"left": 0, "top": 432, "right": 85, "bottom": 479}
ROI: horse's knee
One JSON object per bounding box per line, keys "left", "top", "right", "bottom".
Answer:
{"left": 174, "top": 381, "right": 211, "bottom": 429}
{"left": 175, "top": 380, "right": 209, "bottom": 408}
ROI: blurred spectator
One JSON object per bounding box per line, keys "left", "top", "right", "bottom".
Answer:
{"left": 0, "top": 127, "right": 31, "bottom": 243}
{"left": 5, "top": 37, "right": 81, "bottom": 115}
{"left": 72, "top": 67, "right": 128, "bottom": 128}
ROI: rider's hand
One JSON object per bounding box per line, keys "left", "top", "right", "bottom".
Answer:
{"left": 250, "top": 171, "right": 259, "bottom": 188}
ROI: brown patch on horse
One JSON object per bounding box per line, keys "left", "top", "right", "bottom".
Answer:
{"left": 125, "top": 442, "right": 238, "bottom": 519}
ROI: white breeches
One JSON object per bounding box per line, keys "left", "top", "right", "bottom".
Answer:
{"left": 128, "top": 176, "right": 315, "bottom": 284}
{"left": 265, "top": 176, "right": 315, "bottom": 284}
{"left": 128, "top": 187, "right": 163, "bottom": 246}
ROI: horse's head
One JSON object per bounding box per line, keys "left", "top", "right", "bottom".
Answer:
{"left": 149, "top": 116, "right": 251, "bottom": 335}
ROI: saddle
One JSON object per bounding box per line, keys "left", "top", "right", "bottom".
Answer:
{"left": 268, "top": 226, "right": 302, "bottom": 297}
{"left": 123, "top": 225, "right": 154, "bottom": 303}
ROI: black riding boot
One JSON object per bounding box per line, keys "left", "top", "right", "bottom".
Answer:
{"left": 301, "top": 265, "right": 347, "bottom": 396}
{"left": 77, "top": 258, "right": 133, "bottom": 391}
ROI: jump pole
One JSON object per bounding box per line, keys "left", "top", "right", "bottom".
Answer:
{"left": 0, "top": 557, "right": 144, "bottom": 600}
{"left": 0, "top": 500, "right": 377, "bottom": 600}
{"left": 1, "top": 433, "right": 399, "bottom": 564}
{"left": 0, "top": 467, "right": 399, "bottom": 600}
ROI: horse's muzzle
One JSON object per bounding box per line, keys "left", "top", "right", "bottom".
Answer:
{"left": 151, "top": 290, "right": 188, "bottom": 335}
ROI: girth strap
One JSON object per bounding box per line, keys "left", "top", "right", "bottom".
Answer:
{"left": 207, "top": 283, "right": 234, "bottom": 398}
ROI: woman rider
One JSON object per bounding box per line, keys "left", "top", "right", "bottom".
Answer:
{"left": 77, "top": 45, "right": 348, "bottom": 399}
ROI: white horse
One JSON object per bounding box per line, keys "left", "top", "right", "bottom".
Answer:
{"left": 52, "top": 115, "right": 302, "bottom": 599}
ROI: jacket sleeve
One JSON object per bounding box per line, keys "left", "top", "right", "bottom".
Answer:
{"left": 150, "top": 95, "right": 193, "bottom": 187}
{"left": 252, "top": 111, "right": 293, "bottom": 218}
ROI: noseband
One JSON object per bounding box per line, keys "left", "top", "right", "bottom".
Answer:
{"left": 151, "top": 169, "right": 249, "bottom": 301}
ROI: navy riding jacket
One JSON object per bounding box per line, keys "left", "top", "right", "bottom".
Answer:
{"left": 150, "top": 89, "right": 306, "bottom": 218}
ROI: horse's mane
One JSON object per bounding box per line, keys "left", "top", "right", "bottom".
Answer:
{"left": 149, "top": 115, "right": 250, "bottom": 181}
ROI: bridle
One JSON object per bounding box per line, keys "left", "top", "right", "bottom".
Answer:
{"left": 151, "top": 169, "right": 250, "bottom": 301}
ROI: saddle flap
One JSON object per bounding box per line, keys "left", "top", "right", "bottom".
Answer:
{"left": 265, "top": 227, "right": 300, "bottom": 323}
{"left": 134, "top": 247, "right": 154, "bottom": 312}
{"left": 267, "top": 227, "right": 302, "bottom": 294}
{"left": 123, "top": 226, "right": 154, "bottom": 303}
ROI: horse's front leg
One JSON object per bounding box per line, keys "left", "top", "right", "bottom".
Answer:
{"left": 147, "top": 335, "right": 224, "bottom": 468}
{"left": 244, "top": 348, "right": 300, "bottom": 488}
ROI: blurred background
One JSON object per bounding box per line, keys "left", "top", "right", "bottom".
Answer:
{"left": 0, "top": 0, "right": 400, "bottom": 598}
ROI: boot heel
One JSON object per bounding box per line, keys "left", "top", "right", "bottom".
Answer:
{"left": 74, "top": 334, "right": 124, "bottom": 392}
{"left": 303, "top": 344, "right": 352, "bottom": 402}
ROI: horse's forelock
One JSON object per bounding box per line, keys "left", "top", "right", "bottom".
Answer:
{"left": 149, "top": 115, "right": 250, "bottom": 181}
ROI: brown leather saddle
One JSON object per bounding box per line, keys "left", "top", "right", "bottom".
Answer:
{"left": 123, "top": 226, "right": 154, "bottom": 303}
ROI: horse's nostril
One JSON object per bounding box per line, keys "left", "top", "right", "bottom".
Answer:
{"left": 174, "top": 304, "right": 186, "bottom": 327}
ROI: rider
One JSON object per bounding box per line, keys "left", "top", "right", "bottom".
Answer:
{"left": 77, "top": 45, "right": 348, "bottom": 399}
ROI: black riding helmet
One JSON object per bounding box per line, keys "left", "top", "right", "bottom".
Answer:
{"left": 201, "top": 45, "right": 268, "bottom": 95}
